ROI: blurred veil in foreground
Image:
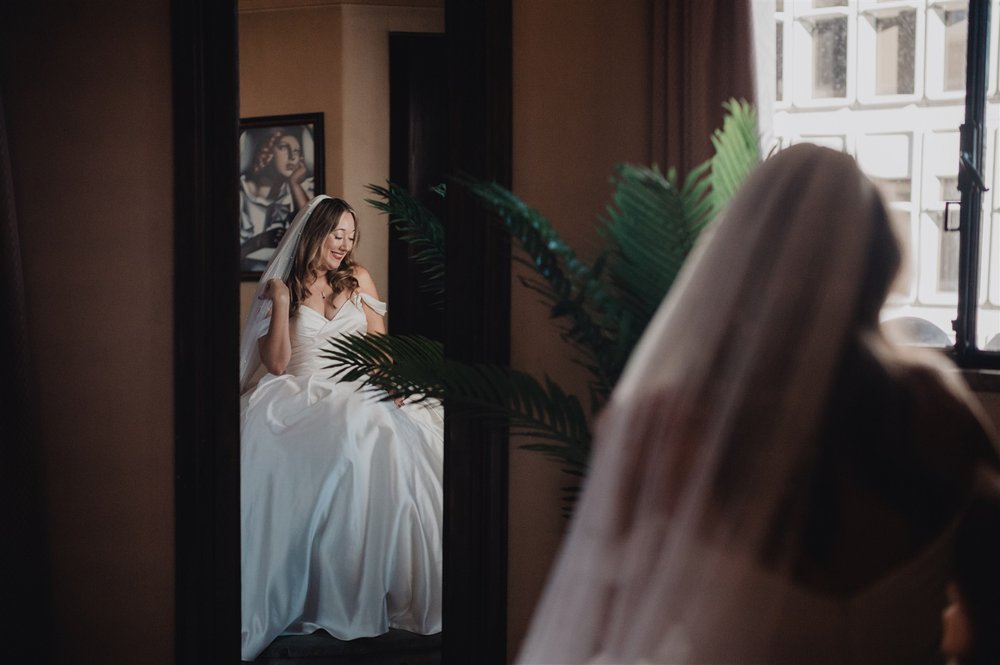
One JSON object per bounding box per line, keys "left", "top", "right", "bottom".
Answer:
{"left": 518, "top": 144, "right": 1000, "bottom": 664}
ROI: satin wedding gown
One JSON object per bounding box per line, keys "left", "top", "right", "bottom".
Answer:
{"left": 240, "top": 292, "right": 444, "bottom": 661}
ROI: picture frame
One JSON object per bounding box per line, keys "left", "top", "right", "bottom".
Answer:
{"left": 239, "top": 113, "right": 325, "bottom": 280}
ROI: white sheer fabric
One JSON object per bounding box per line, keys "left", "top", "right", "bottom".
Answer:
{"left": 517, "top": 145, "right": 999, "bottom": 664}
{"left": 239, "top": 194, "right": 330, "bottom": 394}
{"left": 239, "top": 197, "right": 444, "bottom": 661}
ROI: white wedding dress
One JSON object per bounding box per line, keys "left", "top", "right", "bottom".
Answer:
{"left": 240, "top": 292, "right": 444, "bottom": 662}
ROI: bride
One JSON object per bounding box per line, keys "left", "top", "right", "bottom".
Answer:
{"left": 238, "top": 195, "right": 443, "bottom": 662}
{"left": 518, "top": 145, "right": 1000, "bottom": 664}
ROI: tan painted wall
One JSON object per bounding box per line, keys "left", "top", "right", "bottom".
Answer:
{"left": 238, "top": 2, "right": 444, "bottom": 326}
{"left": 1, "top": 1, "right": 175, "bottom": 663}
{"left": 507, "top": 0, "right": 652, "bottom": 655}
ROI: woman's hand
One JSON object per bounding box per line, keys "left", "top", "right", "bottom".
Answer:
{"left": 288, "top": 162, "right": 310, "bottom": 210}
{"left": 290, "top": 160, "right": 308, "bottom": 185}
{"left": 261, "top": 278, "right": 290, "bottom": 305}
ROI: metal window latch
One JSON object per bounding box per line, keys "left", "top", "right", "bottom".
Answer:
{"left": 960, "top": 151, "right": 990, "bottom": 193}
{"left": 944, "top": 200, "right": 961, "bottom": 232}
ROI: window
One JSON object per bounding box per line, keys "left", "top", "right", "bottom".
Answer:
{"left": 777, "top": 22, "right": 785, "bottom": 102}
{"left": 945, "top": 8, "right": 969, "bottom": 90}
{"left": 758, "top": 0, "right": 999, "bottom": 368}
{"left": 875, "top": 10, "right": 916, "bottom": 95}
{"left": 812, "top": 17, "right": 849, "bottom": 97}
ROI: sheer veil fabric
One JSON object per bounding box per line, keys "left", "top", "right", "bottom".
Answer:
{"left": 516, "top": 145, "right": 995, "bottom": 664}
{"left": 239, "top": 194, "right": 330, "bottom": 394}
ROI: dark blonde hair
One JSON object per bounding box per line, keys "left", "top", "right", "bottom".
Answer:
{"left": 288, "top": 198, "right": 360, "bottom": 316}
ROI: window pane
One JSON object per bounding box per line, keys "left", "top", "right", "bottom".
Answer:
{"left": 978, "top": 14, "right": 997, "bottom": 351}
{"left": 814, "top": 0, "right": 846, "bottom": 7}
{"left": 981, "top": 213, "right": 999, "bottom": 349}
{"left": 777, "top": 22, "right": 784, "bottom": 102}
{"left": 776, "top": 0, "right": 784, "bottom": 12}
{"left": 858, "top": 133, "right": 912, "bottom": 202}
{"left": 876, "top": 11, "right": 916, "bottom": 95}
{"left": 944, "top": 9, "right": 968, "bottom": 92}
{"left": 936, "top": 213, "right": 961, "bottom": 291}
{"left": 873, "top": 178, "right": 912, "bottom": 202}
{"left": 939, "top": 176, "right": 960, "bottom": 201}
{"left": 813, "top": 18, "right": 848, "bottom": 97}
{"left": 886, "top": 208, "right": 913, "bottom": 295}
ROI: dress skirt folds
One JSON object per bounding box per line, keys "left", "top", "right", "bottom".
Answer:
{"left": 240, "top": 293, "right": 443, "bottom": 661}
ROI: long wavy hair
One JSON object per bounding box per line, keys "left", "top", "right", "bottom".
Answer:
{"left": 288, "top": 197, "right": 360, "bottom": 316}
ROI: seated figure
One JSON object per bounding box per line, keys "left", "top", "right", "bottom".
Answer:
{"left": 517, "top": 144, "right": 1000, "bottom": 665}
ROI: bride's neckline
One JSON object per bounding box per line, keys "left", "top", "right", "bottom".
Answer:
{"left": 299, "top": 298, "right": 353, "bottom": 323}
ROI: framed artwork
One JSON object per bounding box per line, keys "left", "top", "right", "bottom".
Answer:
{"left": 239, "top": 113, "right": 325, "bottom": 279}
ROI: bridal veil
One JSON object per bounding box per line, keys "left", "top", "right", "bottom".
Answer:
{"left": 239, "top": 194, "right": 330, "bottom": 393}
{"left": 517, "top": 144, "right": 997, "bottom": 663}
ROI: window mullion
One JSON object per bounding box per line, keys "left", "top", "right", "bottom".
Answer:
{"left": 955, "top": 0, "right": 991, "bottom": 360}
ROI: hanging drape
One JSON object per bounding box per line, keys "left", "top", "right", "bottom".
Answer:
{"left": 651, "top": 0, "right": 757, "bottom": 176}
{"left": 0, "top": 87, "right": 52, "bottom": 662}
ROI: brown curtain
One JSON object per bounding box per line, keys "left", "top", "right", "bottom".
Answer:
{"left": 651, "top": 0, "right": 756, "bottom": 176}
{"left": 0, "top": 86, "right": 53, "bottom": 661}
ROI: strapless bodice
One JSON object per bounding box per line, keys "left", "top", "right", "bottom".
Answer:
{"left": 283, "top": 292, "right": 386, "bottom": 378}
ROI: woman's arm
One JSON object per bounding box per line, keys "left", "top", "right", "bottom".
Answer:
{"left": 354, "top": 265, "right": 386, "bottom": 334}
{"left": 258, "top": 278, "right": 292, "bottom": 374}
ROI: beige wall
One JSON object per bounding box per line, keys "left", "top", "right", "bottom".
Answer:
{"left": 238, "top": 1, "right": 444, "bottom": 325}
{"left": 508, "top": 0, "right": 653, "bottom": 655}
{"left": 1, "top": 1, "right": 175, "bottom": 663}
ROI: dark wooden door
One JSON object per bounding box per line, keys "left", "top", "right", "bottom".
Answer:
{"left": 388, "top": 33, "right": 447, "bottom": 342}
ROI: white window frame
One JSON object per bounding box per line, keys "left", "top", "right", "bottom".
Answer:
{"left": 858, "top": 1, "right": 925, "bottom": 104}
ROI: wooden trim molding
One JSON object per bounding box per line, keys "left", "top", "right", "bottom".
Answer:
{"left": 172, "top": 0, "right": 242, "bottom": 662}
{"left": 442, "top": 1, "right": 512, "bottom": 662}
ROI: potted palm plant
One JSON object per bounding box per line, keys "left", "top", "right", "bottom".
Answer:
{"left": 322, "top": 100, "right": 760, "bottom": 489}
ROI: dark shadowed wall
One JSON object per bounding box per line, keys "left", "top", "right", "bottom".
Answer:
{"left": 1, "top": 1, "right": 175, "bottom": 662}
{"left": 508, "top": 0, "right": 652, "bottom": 653}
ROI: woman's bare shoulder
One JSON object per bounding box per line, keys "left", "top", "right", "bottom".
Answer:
{"left": 350, "top": 264, "right": 379, "bottom": 295}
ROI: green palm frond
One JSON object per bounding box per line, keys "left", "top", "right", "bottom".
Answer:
{"left": 321, "top": 333, "right": 593, "bottom": 472}
{"left": 708, "top": 99, "right": 761, "bottom": 217}
{"left": 348, "top": 100, "right": 763, "bottom": 494}
{"left": 365, "top": 182, "right": 446, "bottom": 304}
{"left": 456, "top": 177, "right": 618, "bottom": 395}
{"left": 599, "top": 163, "right": 710, "bottom": 355}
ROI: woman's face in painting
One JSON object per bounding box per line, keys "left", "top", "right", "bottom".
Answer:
{"left": 272, "top": 134, "right": 303, "bottom": 178}
{"left": 319, "top": 212, "right": 356, "bottom": 271}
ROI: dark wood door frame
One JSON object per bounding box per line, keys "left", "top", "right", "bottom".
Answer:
{"left": 388, "top": 32, "right": 448, "bottom": 342}
{"left": 171, "top": 1, "right": 511, "bottom": 662}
